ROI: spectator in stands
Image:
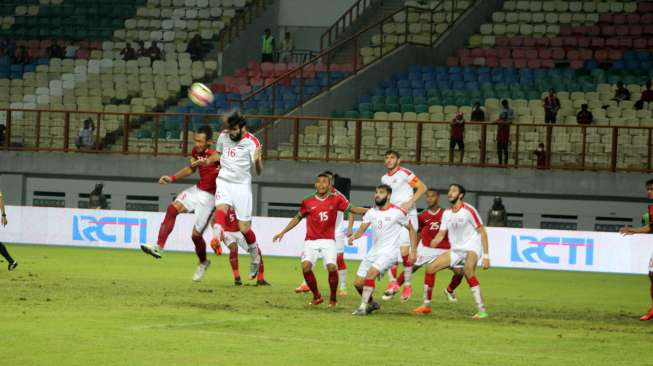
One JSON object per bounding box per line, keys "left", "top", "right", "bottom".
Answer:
{"left": 0, "top": 123, "right": 5, "bottom": 146}
{"left": 13, "top": 46, "right": 30, "bottom": 64}
{"left": 89, "top": 183, "right": 108, "bottom": 209}
{"left": 470, "top": 101, "right": 485, "bottom": 122}
{"left": 0, "top": 38, "right": 15, "bottom": 57}
{"left": 279, "top": 31, "right": 294, "bottom": 63}
{"left": 635, "top": 81, "right": 653, "bottom": 110}
{"left": 76, "top": 118, "right": 95, "bottom": 150}
{"left": 613, "top": 81, "right": 631, "bottom": 103}
{"left": 148, "top": 42, "right": 163, "bottom": 61}
{"left": 261, "top": 28, "right": 275, "bottom": 63}
{"left": 486, "top": 197, "right": 508, "bottom": 227}
{"left": 65, "top": 43, "right": 79, "bottom": 58}
{"left": 47, "top": 41, "right": 65, "bottom": 59}
{"left": 495, "top": 99, "right": 513, "bottom": 166}
{"left": 576, "top": 104, "right": 594, "bottom": 125}
{"left": 120, "top": 43, "right": 137, "bottom": 61}
{"left": 543, "top": 89, "right": 561, "bottom": 124}
{"left": 533, "top": 143, "right": 547, "bottom": 169}
{"left": 449, "top": 111, "right": 465, "bottom": 164}
{"left": 187, "top": 34, "right": 207, "bottom": 61}
{"left": 137, "top": 41, "right": 148, "bottom": 58}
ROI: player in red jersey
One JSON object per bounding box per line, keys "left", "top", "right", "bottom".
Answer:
{"left": 273, "top": 173, "right": 367, "bottom": 307}
{"left": 620, "top": 178, "right": 653, "bottom": 321}
{"left": 383, "top": 188, "right": 464, "bottom": 302}
{"left": 141, "top": 125, "right": 219, "bottom": 282}
{"left": 211, "top": 207, "right": 270, "bottom": 286}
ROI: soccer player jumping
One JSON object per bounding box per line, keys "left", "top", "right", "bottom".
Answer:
{"left": 380, "top": 150, "right": 427, "bottom": 302}
{"left": 349, "top": 184, "right": 418, "bottom": 316}
{"left": 413, "top": 184, "right": 490, "bottom": 319}
{"left": 273, "top": 173, "right": 367, "bottom": 307}
{"left": 619, "top": 178, "right": 653, "bottom": 321}
{"left": 141, "top": 125, "right": 218, "bottom": 282}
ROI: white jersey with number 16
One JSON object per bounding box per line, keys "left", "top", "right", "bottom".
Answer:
{"left": 215, "top": 131, "right": 260, "bottom": 184}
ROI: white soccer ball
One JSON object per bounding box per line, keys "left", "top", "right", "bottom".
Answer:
{"left": 188, "top": 82, "right": 214, "bottom": 107}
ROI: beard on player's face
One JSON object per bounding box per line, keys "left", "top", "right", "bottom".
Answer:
{"left": 228, "top": 127, "right": 243, "bottom": 141}
{"left": 374, "top": 194, "right": 388, "bottom": 207}
{"left": 448, "top": 193, "right": 461, "bottom": 205}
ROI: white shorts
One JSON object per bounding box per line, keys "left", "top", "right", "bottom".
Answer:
{"left": 414, "top": 246, "right": 448, "bottom": 267}
{"left": 649, "top": 253, "right": 653, "bottom": 272}
{"left": 224, "top": 230, "right": 248, "bottom": 251}
{"left": 356, "top": 250, "right": 398, "bottom": 278}
{"left": 334, "top": 221, "right": 349, "bottom": 253}
{"left": 215, "top": 177, "right": 252, "bottom": 221}
{"left": 398, "top": 214, "right": 419, "bottom": 247}
{"left": 175, "top": 185, "right": 215, "bottom": 233}
{"left": 450, "top": 245, "right": 482, "bottom": 268}
{"left": 301, "top": 239, "right": 337, "bottom": 266}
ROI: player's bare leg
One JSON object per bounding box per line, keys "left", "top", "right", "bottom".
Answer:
{"left": 353, "top": 268, "right": 382, "bottom": 315}
{"left": 383, "top": 263, "right": 400, "bottom": 300}
{"left": 444, "top": 267, "right": 464, "bottom": 302}
{"left": 227, "top": 242, "right": 242, "bottom": 285}
{"left": 462, "top": 251, "right": 487, "bottom": 319}
{"left": 142, "top": 201, "right": 187, "bottom": 259}
{"left": 191, "top": 228, "right": 211, "bottom": 282}
{"left": 325, "top": 263, "right": 339, "bottom": 307}
{"left": 302, "top": 260, "right": 323, "bottom": 305}
{"left": 641, "top": 271, "right": 653, "bottom": 321}
{"left": 336, "top": 252, "right": 347, "bottom": 296}
{"left": 413, "top": 251, "right": 451, "bottom": 313}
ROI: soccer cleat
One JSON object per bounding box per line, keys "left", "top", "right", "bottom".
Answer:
{"left": 382, "top": 283, "right": 399, "bottom": 301}
{"left": 308, "top": 297, "right": 324, "bottom": 306}
{"left": 328, "top": 300, "right": 337, "bottom": 308}
{"left": 209, "top": 238, "right": 222, "bottom": 256}
{"left": 256, "top": 279, "right": 271, "bottom": 286}
{"left": 234, "top": 276, "right": 243, "bottom": 286}
{"left": 443, "top": 288, "right": 458, "bottom": 302}
{"left": 339, "top": 287, "right": 348, "bottom": 297}
{"left": 248, "top": 261, "right": 260, "bottom": 279}
{"left": 352, "top": 306, "right": 368, "bottom": 316}
{"left": 367, "top": 301, "right": 381, "bottom": 314}
{"left": 400, "top": 286, "right": 412, "bottom": 302}
{"left": 192, "top": 260, "right": 211, "bottom": 282}
{"left": 295, "top": 283, "right": 310, "bottom": 293}
{"left": 413, "top": 305, "right": 432, "bottom": 314}
{"left": 140, "top": 244, "right": 162, "bottom": 259}
{"left": 8, "top": 261, "right": 18, "bottom": 271}
{"left": 640, "top": 308, "right": 653, "bottom": 321}
{"left": 473, "top": 311, "right": 489, "bottom": 319}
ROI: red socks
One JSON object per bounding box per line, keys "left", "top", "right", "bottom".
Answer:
{"left": 336, "top": 253, "right": 346, "bottom": 270}
{"left": 257, "top": 248, "right": 265, "bottom": 281}
{"left": 448, "top": 273, "right": 464, "bottom": 293}
{"left": 424, "top": 272, "right": 435, "bottom": 301}
{"left": 243, "top": 229, "right": 256, "bottom": 245}
{"left": 303, "top": 270, "right": 320, "bottom": 299}
{"left": 157, "top": 205, "right": 179, "bottom": 248}
{"left": 397, "top": 271, "right": 405, "bottom": 286}
{"left": 401, "top": 255, "right": 411, "bottom": 267}
{"left": 214, "top": 209, "right": 227, "bottom": 233}
{"left": 191, "top": 233, "right": 207, "bottom": 262}
{"left": 328, "top": 271, "right": 338, "bottom": 302}
{"left": 390, "top": 265, "right": 398, "bottom": 279}
{"left": 467, "top": 276, "right": 480, "bottom": 287}
{"left": 229, "top": 249, "right": 240, "bottom": 278}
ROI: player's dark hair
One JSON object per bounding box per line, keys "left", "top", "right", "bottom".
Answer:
{"left": 322, "top": 170, "right": 334, "bottom": 178}
{"left": 377, "top": 184, "right": 392, "bottom": 194}
{"left": 225, "top": 110, "right": 247, "bottom": 128}
{"left": 195, "top": 125, "right": 213, "bottom": 140}
{"left": 646, "top": 179, "right": 653, "bottom": 186}
{"left": 317, "top": 173, "right": 331, "bottom": 181}
{"left": 449, "top": 183, "right": 466, "bottom": 197}
{"left": 385, "top": 149, "right": 400, "bottom": 159}
{"left": 427, "top": 188, "right": 439, "bottom": 195}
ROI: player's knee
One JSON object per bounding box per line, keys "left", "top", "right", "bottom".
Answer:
{"left": 463, "top": 268, "right": 475, "bottom": 279}
{"left": 353, "top": 277, "right": 364, "bottom": 288}
{"left": 326, "top": 263, "right": 337, "bottom": 272}
{"left": 301, "top": 261, "right": 313, "bottom": 273}
{"left": 228, "top": 243, "right": 237, "bottom": 252}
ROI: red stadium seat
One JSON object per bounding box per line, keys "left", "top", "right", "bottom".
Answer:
{"left": 549, "top": 37, "right": 563, "bottom": 47}
{"left": 470, "top": 48, "right": 484, "bottom": 57}
{"left": 534, "top": 37, "right": 549, "bottom": 47}
{"left": 598, "top": 14, "right": 613, "bottom": 24}
{"left": 273, "top": 63, "right": 288, "bottom": 77}
{"left": 562, "top": 37, "right": 577, "bottom": 47}
{"left": 601, "top": 25, "right": 615, "bottom": 36}
{"left": 558, "top": 26, "right": 572, "bottom": 36}
{"left": 499, "top": 58, "right": 513, "bottom": 68}
{"left": 526, "top": 59, "right": 540, "bottom": 68}
{"left": 567, "top": 49, "right": 581, "bottom": 60}
{"left": 508, "top": 36, "right": 523, "bottom": 47}
{"left": 612, "top": 14, "right": 626, "bottom": 25}
{"left": 629, "top": 25, "right": 643, "bottom": 37}
{"left": 605, "top": 37, "right": 619, "bottom": 48}
{"left": 645, "top": 25, "right": 653, "bottom": 35}
{"left": 495, "top": 36, "right": 510, "bottom": 47}
{"left": 525, "top": 48, "right": 538, "bottom": 59}
{"left": 590, "top": 37, "right": 605, "bottom": 48}
{"left": 641, "top": 2, "right": 653, "bottom": 12}
{"left": 642, "top": 14, "right": 653, "bottom": 24}
{"left": 569, "top": 60, "right": 584, "bottom": 69}
{"left": 485, "top": 57, "right": 498, "bottom": 67}
{"left": 618, "top": 38, "right": 632, "bottom": 48}
{"left": 594, "top": 49, "right": 608, "bottom": 61}
{"left": 523, "top": 37, "right": 536, "bottom": 47}
{"left": 446, "top": 56, "right": 459, "bottom": 66}
{"left": 541, "top": 59, "right": 555, "bottom": 68}
{"left": 460, "top": 56, "right": 474, "bottom": 66}
{"left": 497, "top": 48, "right": 511, "bottom": 58}
{"left": 634, "top": 38, "right": 647, "bottom": 48}
{"left": 538, "top": 48, "right": 552, "bottom": 59}
{"left": 608, "top": 49, "right": 622, "bottom": 60}
{"left": 512, "top": 48, "right": 525, "bottom": 59}
{"left": 579, "top": 48, "right": 593, "bottom": 59}
{"left": 585, "top": 26, "right": 600, "bottom": 37}
{"left": 513, "top": 59, "right": 527, "bottom": 69}
{"left": 210, "top": 83, "right": 226, "bottom": 93}
{"left": 615, "top": 26, "right": 629, "bottom": 36}
{"left": 551, "top": 48, "right": 565, "bottom": 60}
{"left": 485, "top": 48, "right": 498, "bottom": 58}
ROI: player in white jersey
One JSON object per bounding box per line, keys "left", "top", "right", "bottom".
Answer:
{"left": 348, "top": 184, "right": 418, "bottom": 316}
{"left": 194, "top": 111, "right": 263, "bottom": 272}
{"left": 380, "top": 150, "right": 427, "bottom": 302}
{"left": 413, "top": 184, "right": 491, "bottom": 319}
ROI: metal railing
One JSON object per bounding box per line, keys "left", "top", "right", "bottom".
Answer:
{"left": 216, "top": 0, "right": 269, "bottom": 52}
{"left": 2, "top": 108, "right": 651, "bottom": 173}
{"left": 235, "top": 1, "right": 470, "bottom": 115}
{"left": 320, "top": 0, "right": 382, "bottom": 51}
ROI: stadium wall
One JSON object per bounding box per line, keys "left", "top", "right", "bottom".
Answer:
{"left": 1, "top": 205, "right": 649, "bottom": 275}
{"left": 0, "top": 152, "right": 649, "bottom": 231}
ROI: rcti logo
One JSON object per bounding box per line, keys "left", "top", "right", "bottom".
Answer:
{"left": 510, "top": 235, "right": 594, "bottom": 266}
{"left": 72, "top": 215, "right": 148, "bottom": 244}
{"left": 344, "top": 226, "right": 373, "bottom": 254}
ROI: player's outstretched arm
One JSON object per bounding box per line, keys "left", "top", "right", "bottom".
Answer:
{"left": 348, "top": 222, "right": 370, "bottom": 245}
{"left": 349, "top": 206, "right": 368, "bottom": 215}
{"left": 254, "top": 147, "right": 263, "bottom": 176}
{"left": 192, "top": 151, "right": 221, "bottom": 167}
{"left": 346, "top": 212, "right": 355, "bottom": 236}
{"left": 272, "top": 212, "right": 304, "bottom": 242}
{"left": 159, "top": 165, "right": 194, "bottom": 184}
{"left": 620, "top": 224, "right": 652, "bottom": 235}
{"left": 404, "top": 178, "right": 427, "bottom": 210}
{"left": 0, "top": 191, "right": 6, "bottom": 227}
{"left": 406, "top": 222, "right": 418, "bottom": 263}
{"left": 429, "top": 229, "right": 447, "bottom": 248}
{"left": 478, "top": 225, "right": 490, "bottom": 269}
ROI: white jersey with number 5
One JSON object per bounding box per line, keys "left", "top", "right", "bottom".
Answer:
{"left": 215, "top": 131, "right": 260, "bottom": 184}
{"left": 381, "top": 167, "right": 419, "bottom": 217}
{"left": 441, "top": 203, "right": 483, "bottom": 251}
{"left": 363, "top": 204, "right": 409, "bottom": 256}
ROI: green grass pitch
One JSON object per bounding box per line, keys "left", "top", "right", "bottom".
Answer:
{"left": 1, "top": 244, "right": 651, "bottom": 365}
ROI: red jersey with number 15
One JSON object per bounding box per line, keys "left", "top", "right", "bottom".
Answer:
{"left": 191, "top": 147, "right": 220, "bottom": 194}
{"left": 299, "top": 193, "right": 351, "bottom": 240}
{"left": 418, "top": 208, "right": 450, "bottom": 249}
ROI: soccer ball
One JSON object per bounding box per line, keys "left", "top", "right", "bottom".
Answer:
{"left": 188, "top": 82, "right": 214, "bottom": 107}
